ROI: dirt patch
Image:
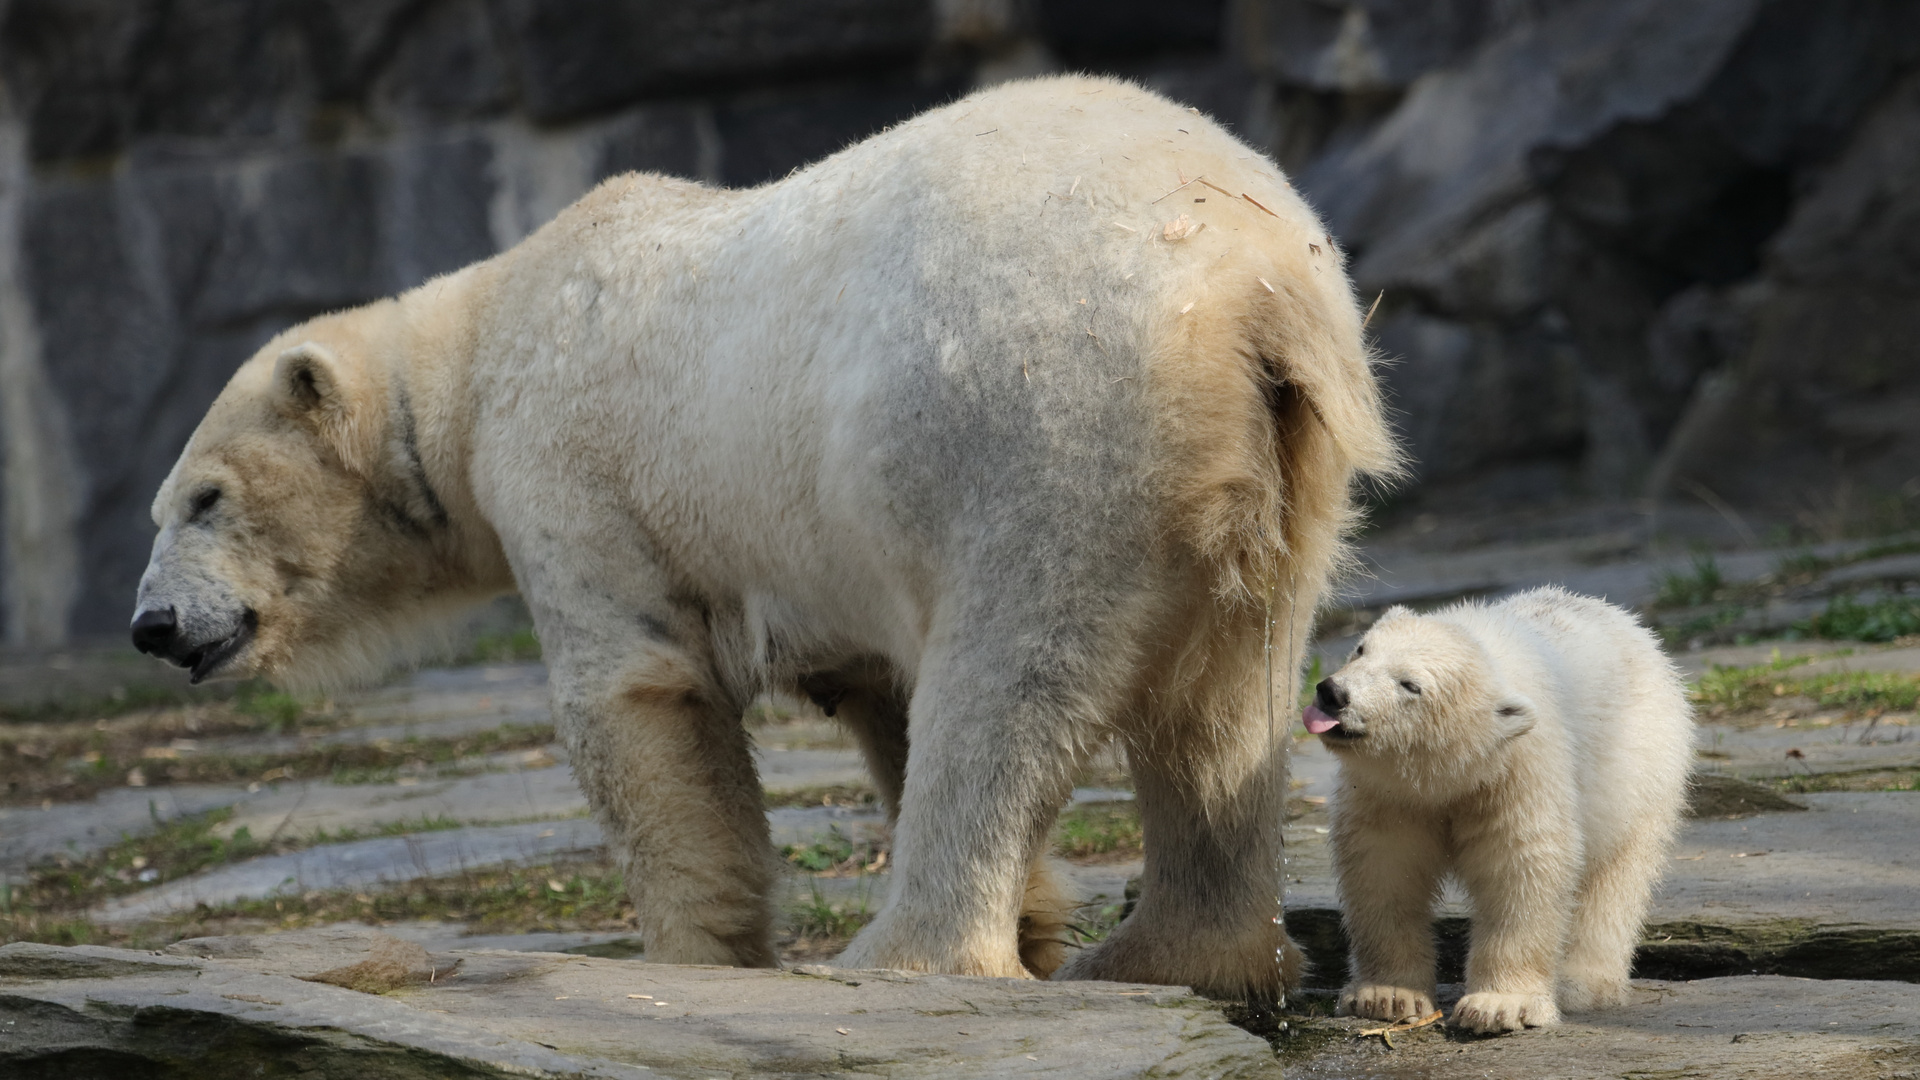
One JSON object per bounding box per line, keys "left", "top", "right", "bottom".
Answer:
{"left": 0, "top": 710, "right": 553, "bottom": 807}
{"left": 1687, "top": 773, "right": 1808, "bottom": 818}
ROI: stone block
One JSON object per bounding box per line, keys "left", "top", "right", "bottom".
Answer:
{"left": 385, "top": 131, "right": 499, "bottom": 285}
{"left": 717, "top": 78, "right": 959, "bottom": 187}
{"left": 1300, "top": 0, "right": 1764, "bottom": 283}
{"left": 595, "top": 105, "right": 707, "bottom": 182}
{"left": 494, "top": 0, "right": 937, "bottom": 122}
{"left": 374, "top": 0, "right": 513, "bottom": 120}
{"left": 1766, "top": 71, "right": 1920, "bottom": 287}
{"left": 1034, "top": 0, "right": 1225, "bottom": 65}
{"left": 183, "top": 149, "right": 386, "bottom": 325}
{"left": 1371, "top": 311, "right": 1584, "bottom": 485}
{"left": 1, "top": 0, "right": 452, "bottom": 162}
{"left": 1, "top": 0, "right": 156, "bottom": 161}
{"left": 17, "top": 130, "right": 499, "bottom": 636}
{"left": 1248, "top": 0, "right": 1586, "bottom": 91}
{"left": 1134, "top": 58, "right": 1262, "bottom": 137}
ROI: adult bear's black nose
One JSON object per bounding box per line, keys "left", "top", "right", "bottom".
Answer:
{"left": 1315, "top": 678, "right": 1349, "bottom": 715}
{"left": 131, "top": 607, "right": 179, "bottom": 657}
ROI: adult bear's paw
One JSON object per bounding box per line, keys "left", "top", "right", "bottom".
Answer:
{"left": 835, "top": 912, "right": 1032, "bottom": 979}
{"left": 1450, "top": 991, "right": 1558, "bottom": 1033}
{"left": 1338, "top": 983, "right": 1435, "bottom": 1022}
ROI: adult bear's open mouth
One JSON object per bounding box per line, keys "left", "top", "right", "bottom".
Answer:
{"left": 185, "top": 608, "right": 258, "bottom": 684}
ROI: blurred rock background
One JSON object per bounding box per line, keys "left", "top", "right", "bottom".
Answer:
{"left": 0, "top": 0, "right": 1915, "bottom": 644}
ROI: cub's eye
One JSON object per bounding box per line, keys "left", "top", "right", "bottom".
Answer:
{"left": 188, "top": 488, "right": 221, "bottom": 519}
{"left": 1354, "top": 645, "right": 1365, "bottom": 657}
{"left": 1399, "top": 680, "right": 1421, "bottom": 695}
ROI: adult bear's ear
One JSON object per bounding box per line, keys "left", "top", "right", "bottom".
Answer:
{"left": 1493, "top": 694, "right": 1536, "bottom": 741}
{"left": 274, "top": 342, "right": 377, "bottom": 475}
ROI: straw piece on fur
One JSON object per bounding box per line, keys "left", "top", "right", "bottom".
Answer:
{"left": 1240, "top": 192, "right": 1280, "bottom": 217}
{"left": 1257, "top": 276, "right": 1275, "bottom": 293}
{"left": 1151, "top": 176, "right": 1201, "bottom": 204}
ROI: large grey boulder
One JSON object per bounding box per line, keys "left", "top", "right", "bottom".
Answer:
{"left": 1663, "top": 71, "right": 1920, "bottom": 509}
{"left": 1287, "top": 0, "right": 1920, "bottom": 505}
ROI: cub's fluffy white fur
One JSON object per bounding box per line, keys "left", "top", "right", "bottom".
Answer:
{"left": 1309, "top": 587, "right": 1692, "bottom": 1033}
{"left": 133, "top": 76, "right": 1400, "bottom": 996}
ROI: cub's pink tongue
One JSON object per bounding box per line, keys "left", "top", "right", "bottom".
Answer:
{"left": 1303, "top": 704, "right": 1340, "bottom": 735}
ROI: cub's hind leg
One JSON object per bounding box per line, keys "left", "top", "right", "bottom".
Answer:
{"left": 1560, "top": 829, "right": 1670, "bottom": 1011}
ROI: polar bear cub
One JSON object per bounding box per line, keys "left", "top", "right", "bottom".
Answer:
{"left": 1306, "top": 586, "right": 1692, "bottom": 1033}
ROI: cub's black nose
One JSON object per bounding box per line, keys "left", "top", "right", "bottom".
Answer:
{"left": 1315, "top": 678, "right": 1349, "bottom": 714}
{"left": 131, "top": 607, "right": 178, "bottom": 657}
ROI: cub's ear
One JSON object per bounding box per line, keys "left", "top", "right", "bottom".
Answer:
{"left": 274, "top": 342, "right": 376, "bottom": 475}
{"left": 1377, "top": 605, "right": 1414, "bottom": 624}
{"left": 1493, "top": 694, "right": 1536, "bottom": 740}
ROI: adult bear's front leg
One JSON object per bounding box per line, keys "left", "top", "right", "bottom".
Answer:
{"left": 833, "top": 628, "right": 1094, "bottom": 978}
{"left": 538, "top": 598, "right": 780, "bottom": 968}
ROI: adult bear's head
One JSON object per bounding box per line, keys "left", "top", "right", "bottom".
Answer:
{"left": 131, "top": 300, "right": 505, "bottom": 691}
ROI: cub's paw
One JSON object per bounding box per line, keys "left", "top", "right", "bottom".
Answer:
{"left": 1338, "top": 983, "right": 1435, "bottom": 1022}
{"left": 1450, "top": 992, "right": 1558, "bottom": 1034}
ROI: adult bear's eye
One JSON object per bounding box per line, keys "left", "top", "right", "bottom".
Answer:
{"left": 1354, "top": 645, "right": 1365, "bottom": 657}
{"left": 189, "top": 487, "right": 221, "bottom": 520}
{"left": 1399, "top": 680, "right": 1420, "bottom": 694}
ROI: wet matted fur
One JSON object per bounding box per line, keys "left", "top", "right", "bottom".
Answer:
{"left": 133, "top": 76, "right": 1399, "bottom": 998}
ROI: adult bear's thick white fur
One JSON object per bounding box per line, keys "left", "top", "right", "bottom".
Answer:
{"left": 133, "top": 75, "right": 1399, "bottom": 996}
{"left": 1316, "top": 587, "right": 1692, "bottom": 1032}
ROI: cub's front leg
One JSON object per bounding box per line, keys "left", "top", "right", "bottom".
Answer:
{"left": 1450, "top": 805, "right": 1580, "bottom": 1033}
{"left": 1332, "top": 801, "right": 1448, "bottom": 1021}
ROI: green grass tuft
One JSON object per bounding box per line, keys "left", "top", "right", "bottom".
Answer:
{"left": 1053, "top": 801, "right": 1143, "bottom": 861}
{"left": 1654, "top": 552, "right": 1725, "bottom": 609}
{"left": 789, "top": 881, "right": 874, "bottom": 943}
{"left": 466, "top": 627, "right": 542, "bottom": 664}
{"left": 1795, "top": 593, "right": 1920, "bottom": 643}
{"left": 1691, "top": 654, "right": 1919, "bottom": 718}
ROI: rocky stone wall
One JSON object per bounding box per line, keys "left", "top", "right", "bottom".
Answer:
{"left": 0, "top": 0, "right": 1913, "bottom": 643}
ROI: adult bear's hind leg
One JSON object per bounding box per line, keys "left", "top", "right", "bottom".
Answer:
{"left": 833, "top": 617, "right": 1107, "bottom": 979}
{"left": 811, "top": 658, "right": 1076, "bottom": 979}
{"left": 1055, "top": 624, "right": 1297, "bottom": 1001}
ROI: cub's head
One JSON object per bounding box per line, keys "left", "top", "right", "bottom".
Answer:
{"left": 1303, "top": 607, "right": 1534, "bottom": 768}
{"left": 131, "top": 306, "right": 490, "bottom": 691}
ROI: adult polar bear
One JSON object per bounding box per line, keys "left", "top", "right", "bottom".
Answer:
{"left": 130, "top": 76, "right": 1397, "bottom": 996}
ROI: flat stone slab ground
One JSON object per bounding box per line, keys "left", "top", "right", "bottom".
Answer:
{"left": 1281, "top": 978, "right": 1920, "bottom": 1080}
{"left": 4, "top": 929, "right": 1917, "bottom": 1079}
{"left": 0, "top": 931, "right": 1274, "bottom": 1079}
